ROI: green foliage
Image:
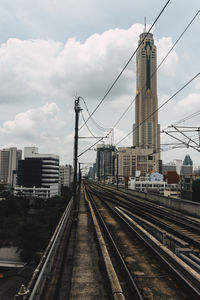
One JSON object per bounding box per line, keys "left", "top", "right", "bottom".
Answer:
{"left": 0, "top": 190, "right": 72, "bottom": 262}
{"left": 61, "top": 185, "right": 72, "bottom": 198}
{"left": 16, "top": 219, "right": 48, "bottom": 263}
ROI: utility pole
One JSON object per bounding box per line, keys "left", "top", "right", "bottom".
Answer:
{"left": 79, "top": 162, "right": 82, "bottom": 193}
{"left": 116, "top": 153, "right": 119, "bottom": 189}
{"left": 103, "top": 150, "right": 106, "bottom": 185}
{"left": 73, "top": 97, "right": 81, "bottom": 211}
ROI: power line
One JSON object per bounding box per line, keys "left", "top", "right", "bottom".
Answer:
{"left": 78, "top": 137, "right": 105, "bottom": 157}
{"left": 84, "top": 9, "right": 200, "bottom": 142}
{"left": 162, "top": 125, "right": 200, "bottom": 152}
{"left": 77, "top": 9, "right": 199, "bottom": 158}
{"left": 80, "top": 96, "right": 111, "bottom": 131}
{"left": 157, "top": 9, "right": 200, "bottom": 72}
{"left": 115, "top": 72, "right": 200, "bottom": 146}
{"left": 111, "top": 9, "right": 200, "bottom": 132}
{"left": 79, "top": 0, "right": 171, "bottom": 131}
{"left": 173, "top": 110, "right": 200, "bottom": 125}
{"left": 80, "top": 110, "right": 100, "bottom": 140}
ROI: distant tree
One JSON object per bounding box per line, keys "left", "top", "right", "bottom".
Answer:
{"left": 192, "top": 179, "right": 200, "bottom": 202}
{"left": 0, "top": 184, "right": 11, "bottom": 197}
{"left": 17, "top": 219, "right": 47, "bottom": 263}
{"left": 0, "top": 190, "right": 72, "bottom": 261}
{"left": 61, "top": 185, "right": 72, "bottom": 198}
{"left": 3, "top": 196, "right": 29, "bottom": 216}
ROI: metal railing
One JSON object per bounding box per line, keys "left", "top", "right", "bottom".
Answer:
{"left": 24, "top": 197, "right": 73, "bottom": 300}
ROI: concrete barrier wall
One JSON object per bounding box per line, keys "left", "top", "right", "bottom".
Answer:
{"left": 0, "top": 247, "right": 21, "bottom": 261}
{"left": 126, "top": 189, "right": 200, "bottom": 218}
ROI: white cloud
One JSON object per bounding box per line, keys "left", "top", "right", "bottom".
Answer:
{"left": 156, "top": 37, "right": 178, "bottom": 75}
{"left": 0, "top": 20, "right": 198, "bottom": 166}
{"left": 175, "top": 93, "right": 200, "bottom": 118}
{"left": 0, "top": 102, "right": 61, "bottom": 137}
{"left": 0, "top": 24, "right": 145, "bottom": 106}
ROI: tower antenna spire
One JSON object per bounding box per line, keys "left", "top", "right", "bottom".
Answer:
{"left": 144, "top": 16, "right": 146, "bottom": 32}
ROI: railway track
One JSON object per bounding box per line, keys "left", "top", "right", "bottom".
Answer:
{"left": 84, "top": 182, "right": 200, "bottom": 299}
{"left": 89, "top": 183, "right": 200, "bottom": 251}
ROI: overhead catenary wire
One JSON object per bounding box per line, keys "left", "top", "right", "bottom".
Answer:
{"left": 146, "top": 110, "right": 200, "bottom": 152}
{"left": 111, "top": 9, "right": 200, "bottom": 132}
{"left": 80, "top": 8, "right": 200, "bottom": 146}
{"left": 80, "top": 96, "right": 111, "bottom": 131}
{"left": 78, "top": 137, "right": 104, "bottom": 157}
{"left": 78, "top": 75, "right": 200, "bottom": 158}
{"left": 158, "top": 110, "right": 200, "bottom": 143}
{"left": 159, "top": 110, "right": 200, "bottom": 152}
{"left": 173, "top": 110, "right": 200, "bottom": 126}
{"left": 79, "top": 0, "right": 171, "bottom": 131}
{"left": 80, "top": 110, "right": 100, "bottom": 140}
{"left": 78, "top": 9, "right": 199, "bottom": 158}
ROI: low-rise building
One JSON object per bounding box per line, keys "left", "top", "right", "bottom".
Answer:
{"left": 128, "top": 171, "right": 180, "bottom": 198}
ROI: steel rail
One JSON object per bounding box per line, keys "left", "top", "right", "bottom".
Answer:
{"left": 96, "top": 184, "right": 200, "bottom": 228}
{"left": 90, "top": 184, "right": 200, "bottom": 247}
{"left": 114, "top": 206, "right": 200, "bottom": 299}
{"left": 86, "top": 185, "right": 200, "bottom": 299}
{"left": 85, "top": 186, "right": 144, "bottom": 300}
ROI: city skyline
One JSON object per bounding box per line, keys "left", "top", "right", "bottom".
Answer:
{"left": 0, "top": 1, "right": 199, "bottom": 167}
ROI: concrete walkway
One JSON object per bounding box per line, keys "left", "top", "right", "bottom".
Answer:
{"left": 69, "top": 193, "right": 108, "bottom": 300}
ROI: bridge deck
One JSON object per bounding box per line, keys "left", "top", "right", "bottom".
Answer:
{"left": 68, "top": 193, "right": 108, "bottom": 300}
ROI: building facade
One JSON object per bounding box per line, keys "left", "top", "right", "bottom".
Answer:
{"left": 0, "top": 147, "right": 22, "bottom": 186}
{"left": 128, "top": 174, "right": 180, "bottom": 198}
{"left": 59, "top": 164, "right": 73, "bottom": 187}
{"left": 96, "top": 144, "right": 116, "bottom": 182}
{"left": 117, "top": 147, "right": 160, "bottom": 177}
{"left": 15, "top": 147, "right": 59, "bottom": 198}
{"left": 183, "top": 154, "right": 193, "bottom": 166}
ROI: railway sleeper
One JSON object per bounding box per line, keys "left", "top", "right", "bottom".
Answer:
{"left": 115, "top": 207, "right": 200, "bottom": 298}
{"left": 117, "top": 206, "right": 200, "bottom": 274}
{"left": 118, "top": 206, "right": 191, "bottom": 252}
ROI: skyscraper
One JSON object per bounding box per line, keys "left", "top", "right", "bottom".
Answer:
{"left": 117, "top": 27, "right": 161, "bottom": 177}
{"left": 133, "top": 29, "right": 160, "bottom": 154}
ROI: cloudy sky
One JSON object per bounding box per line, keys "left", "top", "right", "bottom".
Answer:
{"left": 0, "top": 0, "right": 199, "bottom": 168}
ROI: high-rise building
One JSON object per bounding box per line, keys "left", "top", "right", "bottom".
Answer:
{"left": 59, "top": 164, "right": 73, "bottom": 187}
{"left": 0, "top": 147, "right": 22, "bottom": 186}
{"left": 183, "top": 155, "right": 193, "bottom": 166}
{"left": 96, "top": 144, "right": 116, "bottom": 181}
{"left": 133, "top": 29, "right": 160, "bottom": 153}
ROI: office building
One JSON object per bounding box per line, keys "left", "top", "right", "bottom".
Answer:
{"left": 59, "top": 164, "right": 73, "bottom": 187}
{"left": 0, "top": 147, "right": 22, "bottom": 186}
{"left": 117, "top": 147, "right": 160, "bottom": 177}
{"left": 96, "top": 144, "right": 116, "bottom": 182}
{"left": 128, "top": 172, "right": 180, "bottom": 198}
{"left": 15, "top": 147, "right": 59, "bottom": 198}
